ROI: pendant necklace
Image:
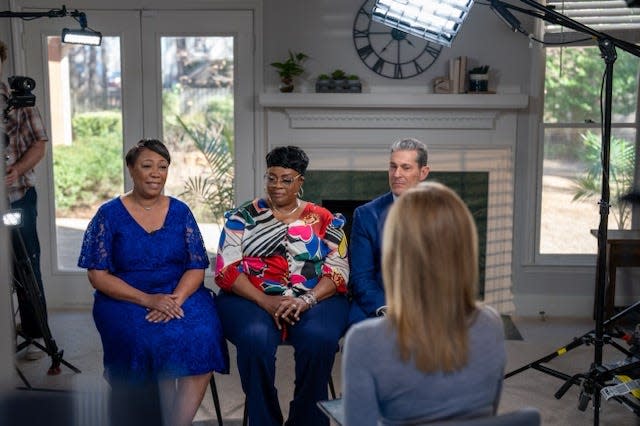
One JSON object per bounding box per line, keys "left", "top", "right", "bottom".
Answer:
{"left": 272, "top": 198, "right": 301, "bottom": 216}
{"left": 133, "top": 195, "right": 160, "bottom": 211}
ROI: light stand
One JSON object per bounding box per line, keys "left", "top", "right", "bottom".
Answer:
{"left": 0, "top": 5, "right": 101, "bottom": 46}
{"left": 488, "top": 0, "right": 640, "bottom": 424}
{"left": 372, "top": 0, "right": 640, "bottom": 422}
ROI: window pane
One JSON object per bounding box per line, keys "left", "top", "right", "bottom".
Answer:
{"left": 160, "top": 37, "right": 235, "bottom": 255}
{"left": 541, "top": 44, "right": 638, "bottom": 256}
{"left": 540, "top": 127, "right": 635, "bottom": 254}
{"left": 49, "top": 37, "right": 124, "bottom": 270}
{"left": 544, "top": 46, "right": 639, "bottom": 124}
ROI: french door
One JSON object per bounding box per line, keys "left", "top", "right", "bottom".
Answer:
{"left": 21, "top": 9, "right": 255, "bottom": 306}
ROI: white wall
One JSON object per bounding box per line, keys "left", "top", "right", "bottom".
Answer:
{"left": 262, "top": 1, "right": 533, "bottom": 94}
{"left": 0, "top": 0, "right": 618, "bottom": 317}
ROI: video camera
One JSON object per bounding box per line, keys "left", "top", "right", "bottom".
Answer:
{"left": 7, "top": 76, "right": 36, "bottom": 109}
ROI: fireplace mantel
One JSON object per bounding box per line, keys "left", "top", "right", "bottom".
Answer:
{"left": 259, "top": 93, "right": 529, "bottom": 110}
{"left": 259, "top": 93, "right": 529, "bottom": 130}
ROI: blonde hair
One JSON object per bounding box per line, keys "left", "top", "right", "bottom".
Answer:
{"left": 382, "top": 181, "right": 478, "bottom": 373}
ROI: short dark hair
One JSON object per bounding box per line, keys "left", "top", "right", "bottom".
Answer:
{"left": 0, "top": 40, "right": 8, "bottom": 63}
{"left": 265, "top": 145, "right": 309, "bottom": 175}
{"left": 390, "top": 138, "right": 428, "bottom": 167}
{"left": 125, "top": 139, "right": 171, "bottom": 166}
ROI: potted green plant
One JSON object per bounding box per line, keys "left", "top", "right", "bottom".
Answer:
{"left": 347, "top": 74, "right": 362, "bottom": 93}
{"left": 271, "top": 51, "right": 309, "bottom": 92}
{"left": 468, "top": 65, "right": 489, "bottom": 92}
{"left": 331, "top": 69, "right": 348, "bottom": 92}
{"left": 316, "top": 73, "right": 332, "bottom": 93}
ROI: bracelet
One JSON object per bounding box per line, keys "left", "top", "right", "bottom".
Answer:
{"left": 300, "top": 292, "right": 318, "bottom": 308}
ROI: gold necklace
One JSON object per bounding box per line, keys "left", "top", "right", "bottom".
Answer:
{"left": 132, "top": 194, "right": 161, "bottom": 211}
{"left": 271, "top": 198, "right": 301, "bottom": 216}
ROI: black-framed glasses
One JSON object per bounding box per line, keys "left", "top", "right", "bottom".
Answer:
{"left": 264, "top": 173, "right": 301, "bottom": 187}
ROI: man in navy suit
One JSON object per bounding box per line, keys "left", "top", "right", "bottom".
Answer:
{"left": 348, "top": 138, "right": 430, "bottom": 325}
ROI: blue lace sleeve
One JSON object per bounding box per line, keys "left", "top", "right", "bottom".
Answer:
{"left": 184, "top": 207, "right": 210, "bottom": 270}
{"left": 77, "top": 207, "right": 113, "bottom": 271}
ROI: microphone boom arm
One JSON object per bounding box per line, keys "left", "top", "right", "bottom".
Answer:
{"left": 491, "top": 0, "right": 640, "bottom": 57}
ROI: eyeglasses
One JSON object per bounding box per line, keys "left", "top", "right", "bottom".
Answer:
{"left": 264, "top": 174, "right": 301, "bottom": 187}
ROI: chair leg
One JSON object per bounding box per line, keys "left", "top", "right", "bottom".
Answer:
{"left": 242, "top": 395, "right": 248, "bottom": 426}
{"left": 210, "top": 374, "right": 224, "bottom": 426}
{"left": 328, "top": 375, "right": 336, "bottom": 400}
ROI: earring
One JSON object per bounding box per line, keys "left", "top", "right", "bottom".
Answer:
{"left": 297, "top": 186, "right": 304, "bottom": 199}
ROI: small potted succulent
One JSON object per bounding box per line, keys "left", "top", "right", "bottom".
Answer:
{"left": 347, "top": 74, "right": 362, "bottom": 93}
{"left": 468, "top": 65, "right": 489, "bottom": 92}
{"left": 270, "top": 50, "right": 309, "bottom": 93}
{"left": 315, "top": 73, "right": 332, "bottom": 93}
{"left": 331, "top": 69, "right": 348, "bottom": 92}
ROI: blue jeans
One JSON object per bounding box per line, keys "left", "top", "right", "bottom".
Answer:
{"left": 10, "top": 187, "right": 47, "bottom": 339}
{"left": 217, "top": 291, "right": 348, "bottom": 426}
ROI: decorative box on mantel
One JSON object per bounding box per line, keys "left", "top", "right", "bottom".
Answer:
{"left": 258, "top": 92, "right": 529, "bottom": 314}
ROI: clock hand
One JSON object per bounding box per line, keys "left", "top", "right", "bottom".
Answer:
{"left": 380, "top": 38, "right": 394, "bottom": 53}
{"left": 404, "top": 38, "right": 415, "bottom": 47}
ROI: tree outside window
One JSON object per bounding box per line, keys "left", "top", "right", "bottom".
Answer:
{"left": 540, "top": 46, "right": 639, "bottom": 255}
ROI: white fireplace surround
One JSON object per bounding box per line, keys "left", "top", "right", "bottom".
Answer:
{"left": 259, "top": 93, "right": 529, "bottom": 313}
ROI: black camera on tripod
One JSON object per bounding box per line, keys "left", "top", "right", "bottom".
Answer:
{"left": 7, "top": 76, "right": 36, "bottom": 109}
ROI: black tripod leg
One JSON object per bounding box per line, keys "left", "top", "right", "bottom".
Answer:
{"left": 15, "top": 366, "right": 32, "bottom": 389}
{"left": 11, "top": 229, "right": 81, "bottom": 376}
{"left": 555, "top": 372, "right": 587, "bottom": 399}
{"left": 505, "top": 335, "right": 587, "bottom": 379}
{"left": 27, "top": 338, "right": 81, "bottom": 374}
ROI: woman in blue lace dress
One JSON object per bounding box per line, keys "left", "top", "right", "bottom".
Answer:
{"left": 78, "top": 139, "right": 228, "bottom": 426}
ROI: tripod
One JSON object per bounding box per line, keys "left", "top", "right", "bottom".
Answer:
{"left": 505, "top": 300, "right": 640, "bottom": 414}
{"left": 10, "top": 225, "right": 80, "bottom": 388}
{"left": 489, "top": 1, "right": 640, "bottom": 424}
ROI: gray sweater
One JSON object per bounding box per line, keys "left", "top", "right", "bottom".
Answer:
{"left": 342, "top": 305, "right": 506, "bottom": 425}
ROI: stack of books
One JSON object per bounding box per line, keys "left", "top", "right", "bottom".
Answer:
{"left": 448, "top": 56, "right": 467, "bottom": 94}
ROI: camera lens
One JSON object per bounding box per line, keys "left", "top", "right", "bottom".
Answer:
{"left": 9, "top": 76, "right": 36, "bottom": 92}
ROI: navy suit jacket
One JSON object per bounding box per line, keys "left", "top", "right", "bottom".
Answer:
{"left": 348, "top": 192, "right": 394, "bottom": 325}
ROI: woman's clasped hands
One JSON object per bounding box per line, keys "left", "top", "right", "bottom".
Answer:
{"left": 144, "top": 293, "right": 185, "bottom": 323}
{"left": 262, "top": 295, "right": 310, "bottom": 329}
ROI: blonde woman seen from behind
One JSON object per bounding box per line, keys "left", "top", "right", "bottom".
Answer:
{"left": 342, "top": 182, "right": 506, "bottom": 425}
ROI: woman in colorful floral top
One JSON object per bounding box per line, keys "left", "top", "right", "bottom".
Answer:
{"left": 215, "top": 146, "right": 349, "bottom": 426}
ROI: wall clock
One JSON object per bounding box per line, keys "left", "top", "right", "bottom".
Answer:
{"left": 353, "top": 0, "right": 444, "bottom": 79}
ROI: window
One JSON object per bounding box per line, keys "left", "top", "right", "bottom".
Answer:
{"left": 539, "top": 3, "right": 640, "bottom": 255}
